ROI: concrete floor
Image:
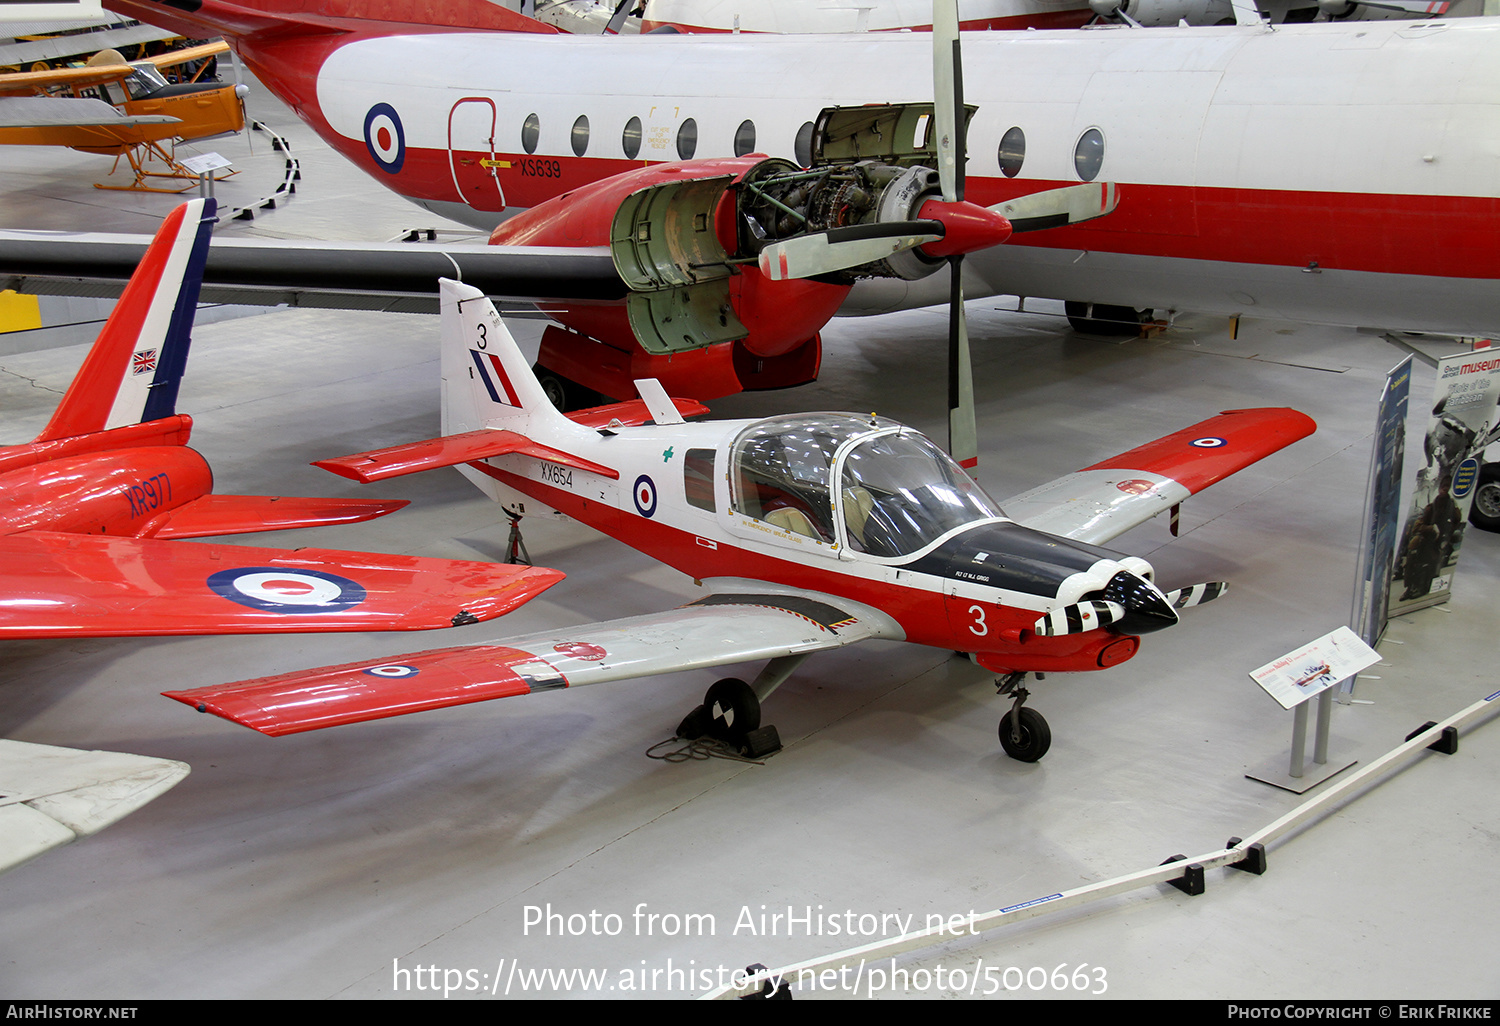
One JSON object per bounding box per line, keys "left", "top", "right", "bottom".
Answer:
{"left": 0, "top": 65, "right": 1496, "bottom": 1001}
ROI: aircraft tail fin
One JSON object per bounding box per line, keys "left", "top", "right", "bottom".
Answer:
{"left": 440, "top": 277, "right": 576, "bottom": 439}
{"left": 35, "top": 199, "right": 215, "bottom": 443}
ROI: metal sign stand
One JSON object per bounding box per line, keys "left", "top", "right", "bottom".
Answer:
{"left": 1244, "top": 626, "right": 1379, "bottom": 794}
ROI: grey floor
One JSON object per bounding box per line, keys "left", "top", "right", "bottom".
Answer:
{"left": 0, "top": 68, "right": 1496, "bottom": 1001}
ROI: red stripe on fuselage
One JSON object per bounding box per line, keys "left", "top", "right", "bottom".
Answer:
{"left": 472, "top": 461, "right": 1118, "bottom": 672}
{"left": 323, "top": 131, "right": 1500, "bottom": 280}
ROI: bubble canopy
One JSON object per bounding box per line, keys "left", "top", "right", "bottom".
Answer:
{"left": 729, "top": 414, "right": 1005, "bottom": 557}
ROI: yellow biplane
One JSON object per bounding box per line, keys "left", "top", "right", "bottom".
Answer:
{"left": 0, "top": 41, "right": 245, "bottom": 191}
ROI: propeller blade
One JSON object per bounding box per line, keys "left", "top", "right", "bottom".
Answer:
{"left": 932, "top": 0, "right": 964, "bottom": 204}
{"left": 1161, "top": 582, "right": 1228, "bottom": 610}
{"left": 604, "top": 0, "right": 636, "bottom": 34}
{"left": 757, "top": 220, "right": 944, "bottom": 281}
{"left": 991, "top": 182, "right": 1120, "bottom": 234}
{"left": 947, "top": 255, "right": 977, "bottom": 471}
{"left": 1035, "top": 600, "right": 1127, "bottom": 637}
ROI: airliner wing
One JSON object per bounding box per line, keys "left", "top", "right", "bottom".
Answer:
{"left": 0, "top": 530, "right": 564, "bottom": 638}
{"left": 1000, "top": 408, "right": 1316, "bottom": 545}
{"left": 0, "top": 740, "right": 189, "bottom": 875}
{"left": 164, "top": 590, "right": 902, "bottom": 736}
{"left": 0, "top": 231, "right": 624, "bottom": 312}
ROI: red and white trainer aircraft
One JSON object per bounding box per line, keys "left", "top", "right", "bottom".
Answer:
{"left": 0, "top": 199, "right": 562, "bottom": 639}
{"left": 166, "top": 278, "right": 1314, "bottom": 761}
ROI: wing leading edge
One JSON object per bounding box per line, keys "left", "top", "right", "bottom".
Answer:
{"left": 164, "top": 589, "right": 902, "bottom": 736}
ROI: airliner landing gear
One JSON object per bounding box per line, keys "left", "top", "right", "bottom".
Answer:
{"left": 995, "top": 672, "right": 1051, "bottom": 762}
{"left": 533, "top": 363, "right": 603, "bottom": 412}
{"left": 1064, "top": 302, "right": 1152, "bottom": 337}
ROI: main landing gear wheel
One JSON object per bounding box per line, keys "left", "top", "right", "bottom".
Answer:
{"left": 1064, "top": 301, "right": 1151, "bottom": 337}
{"left": 999, "top": 707, "right": 1051, "bottom": 763}
{"left": 704, "top": 677, "right": 761, "bottom": 741}
{"left": 676, "top": 678, "right": 760, "bottom": 742}
{"left": 672, "top": 678, "right": 781, "bottom": 759}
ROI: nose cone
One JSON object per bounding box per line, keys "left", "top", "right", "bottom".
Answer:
{"left": 1101, "top": 570, "right": 1179, "bottom": 635}
{"left": 915, "top": 199, "right": 1012, "bottom": 259}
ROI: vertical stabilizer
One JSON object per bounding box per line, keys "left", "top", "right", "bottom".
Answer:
{"left": 35, "top": 198, "right": 215, "bottom": 443}
{"left": 439, "top": 277, "right": 572, "bottom": 438}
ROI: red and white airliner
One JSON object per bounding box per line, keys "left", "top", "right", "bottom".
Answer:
{"left": 99, "top": 0, "right": 1500, "bottom": 405}
{"left": 634, "top": 0, "right": 1449, "bottom": 34}
{"left": 166, "top": 278, "right": 1315, "bottom": 761}
{"left": 0, "top": 199, "right": 563, "bottom": 638}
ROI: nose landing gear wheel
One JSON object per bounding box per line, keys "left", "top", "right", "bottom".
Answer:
{"left": 999, "top": 707, "right": 1051, "bottom": 763}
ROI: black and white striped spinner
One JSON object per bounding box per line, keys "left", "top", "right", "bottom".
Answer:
{"left": 1163, "top": 581, "right": 1228, "bottom": 609}
{"left": 1034, "top": 600, "right": 1126, "bottom": 637}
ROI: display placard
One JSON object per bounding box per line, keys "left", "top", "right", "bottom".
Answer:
{"left": 1249, "top": 627, "right": 1381, "bottom": 710}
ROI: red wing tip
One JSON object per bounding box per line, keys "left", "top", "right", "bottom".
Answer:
{"left": 311, "top": 458, "right": 376, "bottom": 483}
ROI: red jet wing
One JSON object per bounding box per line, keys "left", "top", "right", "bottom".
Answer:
{"left": 0, "top": 530, "right": 563, "bottom": 638}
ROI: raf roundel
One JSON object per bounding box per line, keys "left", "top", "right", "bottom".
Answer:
{"left": 364, "top": 664, "right": 420, "bottom": 678}
{"left": 633, "top": 474, "right": 658, "bottom": 518}
{"left": 363, "top": 103, "right": 406, "bottom": 175}
{"left": 1190, "top": 436, "right": 1227, "bottom": 448}
{"left": 206, "top": 567, "right": 368, "bottom": 614}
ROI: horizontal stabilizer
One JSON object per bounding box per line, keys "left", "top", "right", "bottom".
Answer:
{"left": 315, "top": 428, "right": 617, "bottom": 483}
{"left": 0, "top": 531, "right": 563, "bottom": 638}
{"left": 565, "top": 396, "right": 710, "bottom": 429}
{"left": 1003, "top": 408, "right": 1315, "bottom": 545}
{"left": 165, "top": 590, "right": 901, "bottom": 736}
{"left": 0, "top": 740, "right": 189, "bottom": 875}
{"left": 150, "top": 494, "right": 407, "bottom": 540}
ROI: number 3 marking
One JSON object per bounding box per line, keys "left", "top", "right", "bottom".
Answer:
{"left": 969, "top": 604, "right": 988, "bottom": 636}
{"left": 475, "top": 322, "right": 488, "bottom": 349}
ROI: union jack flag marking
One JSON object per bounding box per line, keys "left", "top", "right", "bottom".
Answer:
{"left": 132, "top": 349, "right": 158, "bottom": 376}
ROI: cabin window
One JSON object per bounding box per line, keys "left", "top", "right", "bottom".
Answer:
{"left": 1074, "top": 128, "right": 1104, "bottom": 182}
{"left": 521, "top": 113, "right": 540, "bottom": 155}
{"left": 571, "top": 115, "right": 590, "bottom": 157}
{"left": 794, "top": 121, "right": 815, "bottom": 168}
{"left": 684, "top": 449, "right": 717, "bottom": 512}
{"left": 997, "top": 126, "right": 1025, "bottom": 178}
{"left": 733, "top": 119, "right": 756, "bottom": 157}
{"left": 676, "top": 118, "right": 698, "bottom": 160}
{"left": 622, "top": 116, "right": 642, "bottom": 159}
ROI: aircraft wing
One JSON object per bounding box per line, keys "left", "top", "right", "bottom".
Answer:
{"left": 0, "top": 530, "right": 564, "bottom": 638}
{"left": 144, "top": 40, "right": 230, "bottom": 71}
{"left": 0, "top": 65, "right": 137, "bottom": 96}
{"left": 0, "top": 740, "right": 189, "bottom": 875}
{"left": 0, "top": 231, "right": 624, "bottom": 313}
{"left": 0, "top": 96, "right": 178, "bottom": 129}
{"left": 164, "top": 589, "right": 903, "bottom": 736}
{"left": 999, "top": 408, "right": 1315, "bottom": 546}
